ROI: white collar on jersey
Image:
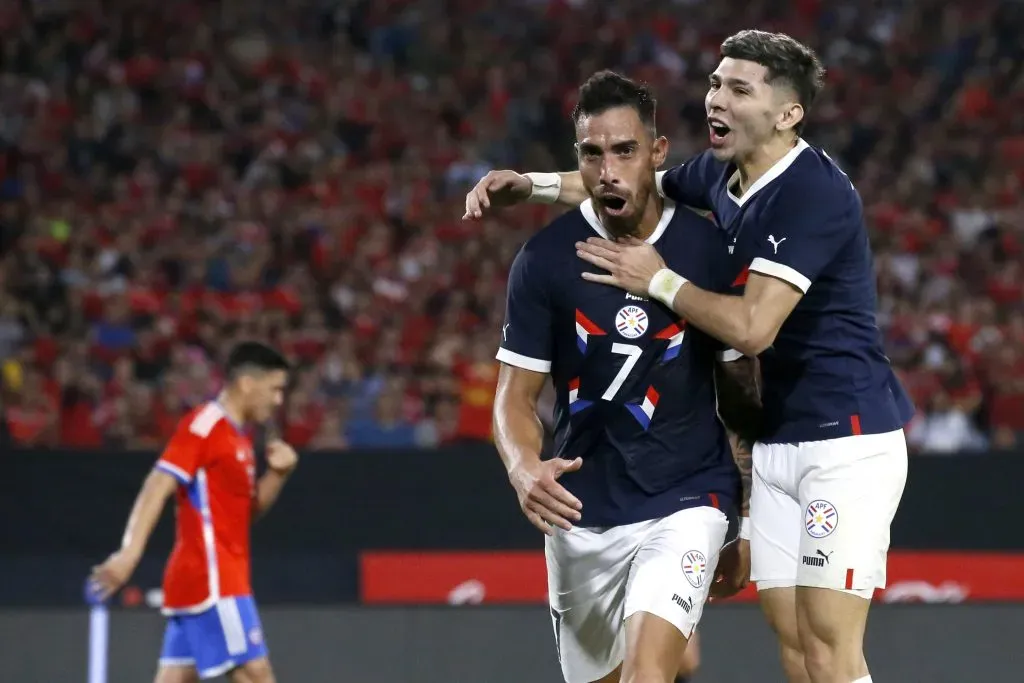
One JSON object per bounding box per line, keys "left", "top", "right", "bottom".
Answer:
{"left": 579, "top": 197, "right": 676, "bottom": 244}
{"left": 727, "top": 137, "right": 810, "bottom": 207}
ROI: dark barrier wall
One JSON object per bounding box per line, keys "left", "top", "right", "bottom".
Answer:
{"left": 1, "top": 605, "right": 1022, "bottom": 682}
{"left": 1, "top": 448, "right": 1016, "bottom": 605}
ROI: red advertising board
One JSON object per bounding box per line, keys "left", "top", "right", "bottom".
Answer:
{"left": 361, "top": 550, "right": 1024, "bottom": 605}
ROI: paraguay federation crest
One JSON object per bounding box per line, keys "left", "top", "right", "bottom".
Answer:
{"left": 805, "top": 499, "right": 839, "bottom": 539}
{"left": 615, "top": 305, "right": 648, "bottom": 339}
{"left": 681, "top": 550, "right": 707, "bottom": 589}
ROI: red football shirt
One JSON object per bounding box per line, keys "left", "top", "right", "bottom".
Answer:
{"left": 154, "top": 402, "right": 257, "bottom": 614}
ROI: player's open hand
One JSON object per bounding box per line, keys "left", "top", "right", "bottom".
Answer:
{"left": 576, "top": 237, "right": 667, "bottom": 296}
{"left": 463, "top": 170, "right": 533, "bottom": 220}
{"left": 709, "top": 538, "right": 751, "bottom": 600}
{"left": 509, "top": 457, "right": 584, "bottom": 535}
{"left": 89, "top": 549, "right": 140, "bottom": 601}
{"left": 266, "top": 439, "right": 299, "bottom": 475}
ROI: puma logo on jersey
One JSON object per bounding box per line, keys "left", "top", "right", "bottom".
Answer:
{"left": 625, "top": 292, "right": 648, "bottom": 301}
{"left": 767, "top": 235, "right": 787, "bottom": 254}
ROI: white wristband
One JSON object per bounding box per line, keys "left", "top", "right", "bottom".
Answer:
{"left": 739, "top": 516, "right": 751, "bottom": 541}
{"left": 525, "top": 172, "right": 561, "bottom": 204}
{"left": 647, "top": 269, "right": 687, "bottom": 308}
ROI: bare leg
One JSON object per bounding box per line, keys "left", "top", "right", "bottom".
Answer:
{"left": 759, "top": 587, "right": 812, "bottom": 683}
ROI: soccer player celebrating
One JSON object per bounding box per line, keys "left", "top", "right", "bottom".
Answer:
{"left": 90, "top": 342, "right": 295, "bottom": 683}
{"left": 493, "top": 71, "right": 761, "bottom": 683}
{"left": 469, "top": 31, "right": 915, "bottom": 683}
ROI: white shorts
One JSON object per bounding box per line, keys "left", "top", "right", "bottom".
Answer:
{"left": 545, "top": 505, "right": 729, "bottom": 683}
{"left": 749, "top": 429, "right": 908, "bottom": 598}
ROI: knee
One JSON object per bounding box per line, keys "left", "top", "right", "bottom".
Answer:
{"left": 238, "top": 658, "right": 275, "bottom": 683}
{"left": 780, "top": 643, "right": 810, "bottom": 683}
{"left": 797, "top": 623, "right": 861, "bottom": 681}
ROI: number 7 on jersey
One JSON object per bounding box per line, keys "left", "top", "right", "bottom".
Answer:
{"left": 602, "top": 343, "right": 643, "bottom": 400}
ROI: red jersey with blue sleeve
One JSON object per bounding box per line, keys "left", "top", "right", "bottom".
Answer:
{"left": 154, "top": 402, "right": 257, "bottom": 615}
{"left": 496, "top": 199, "right": 741, "bottom": 527}
{"left": 659, "top": 140, "right": 915, "bottom": 443}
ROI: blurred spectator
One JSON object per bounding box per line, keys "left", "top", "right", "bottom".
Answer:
{"left": 0, "top": 0, "right": 1022, "bottom": 456}
{"left": 347, "top": 390, "right": 421, "bottom": 448}
{"left": 907, "top": 391, "right": 987, "bottom": 454}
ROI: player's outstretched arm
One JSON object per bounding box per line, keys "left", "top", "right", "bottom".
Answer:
{"left": 90, "top": 468, "right": 178, "bottom": 600}
{"left": 463, "top": 170, "right": 590, "bottom": 219}
{"left": 493, "top": 364, "right": 583, "bottom": 535}
{"left": 254, "top": 438, "right": 298, "bottom": 519}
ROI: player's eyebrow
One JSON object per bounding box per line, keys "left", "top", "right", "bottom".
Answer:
{"left": 578, "top": 140, "right": 639, "bottom": 154}
{"left": 710, "top": 73, "right": 755, "bottom": 90}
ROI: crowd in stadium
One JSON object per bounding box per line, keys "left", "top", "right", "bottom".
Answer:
{"left": 0, "top": 0, "right": 1020, "bottom": 453}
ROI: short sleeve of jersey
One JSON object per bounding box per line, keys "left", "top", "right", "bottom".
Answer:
{"left": 154, "top": 411, "right": 213, "bottom": 485}
{"left": 747, "top": 182, "right": 854, "bottom": 294}
{"left": 656, "top": 152, "right": 718, "bottom": 211}
{"left": 495, "top": 242, "right": 554, "bottom": 373}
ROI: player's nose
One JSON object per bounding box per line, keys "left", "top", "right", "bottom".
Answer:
{"left": 598, "top": 161, "right": 620, "bottom": 184}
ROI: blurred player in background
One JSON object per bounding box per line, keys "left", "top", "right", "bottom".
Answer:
{"left": 90, "top": 341, "right": 296, "bottom": 683}
{"left": 470, "top": 30, "right": 915, "bottom": 683}
{"left": 492, "top": 71, "right": 761, "bottom": 683}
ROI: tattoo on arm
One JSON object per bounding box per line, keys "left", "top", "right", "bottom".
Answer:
{"left": 727, "top": 431, "right": 754, "bottom": 516}
{"left": 715, "top": 358, "right": 762, "bottom": 515}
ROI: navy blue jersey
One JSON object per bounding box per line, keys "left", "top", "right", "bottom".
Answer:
{"left": 497, "top": 199, "right": 741, "bottom": 527}
{"left": 659, "top": 140, "right": 915, "bottom": 444}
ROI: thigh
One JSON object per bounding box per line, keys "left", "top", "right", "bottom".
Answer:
{"left": 546, "top": 524, "right": 639, "bottom": 683}
{"left": 624, "top": 506, "right": 729, "bottom": 644}
{"left": 796, "top": 430, "right": 908, "bottom": 595}
{"left": 749, "top": 442, "right": 803, "bottom": 589}
{"left": 182, "top": 597, "right": 270, "bottom": 680}
{"left": 676, "top": 628, "right": 700, "bottom": 678}
{"left": 796, "top": 586, "right": 870, "bottom": 651}
{"left": 158, "top": 616, "right": 197, "bottom": 674}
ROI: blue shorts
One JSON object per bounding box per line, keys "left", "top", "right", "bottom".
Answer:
{"left": 159, "top": 596, "right": 268, "bottom": 679}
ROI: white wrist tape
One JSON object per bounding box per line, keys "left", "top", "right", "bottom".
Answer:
{"left": 648, "top": 269, "right": 687, "bottom": 308}
{"left": 739, "top": 516, "right": 751, "bottom": 541}
{"left": 525, "top": 172, "right": 561, "bottom": 204}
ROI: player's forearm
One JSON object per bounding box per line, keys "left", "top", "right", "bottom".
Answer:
{"left": 726, "top": 431, "right": 754, "bottom": 516}
{"left": 666, "top": 283, "right": 768, "bottom": 357}
{"left": 714, "top": 359, "right": 761, "bottom": 516}
{"left": 493, "top": 401, "right": 545, "bottom": 474}
{"left": 254, "top": 470, "right": 290, "bottom": 518}
{"left": 120, "top": 470, "right": 176, "bottom": 560}
{"left": 714, "top": 358, "right": 762, "bottom": 443}
{"left": 527, "top": 171, "right": 589, "bottom": 208}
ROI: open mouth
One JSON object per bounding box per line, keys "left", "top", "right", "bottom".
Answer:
{"left": 599, "top": 195, "right": 628, "bottom": 215}
{"left": 708, "top": 120, "right": 731, "bottom": 146}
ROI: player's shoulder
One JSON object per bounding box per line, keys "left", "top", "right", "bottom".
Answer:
{"left": 674, "top": 149, "right": 729, "bottom": 179}
{"left": 782, "top": 142, "right": 859, "bottom": 202}
{"left": 177, "top": 402, "right": 228, "bottom": 440}
{"left": 528, "top": 204, "right": 593, "bottom": 247}
{"left": 516, "top": 202, "right": 596, "bottom": 265}
{"left": 665, "top": 199, "right": 720, "bottom": 235}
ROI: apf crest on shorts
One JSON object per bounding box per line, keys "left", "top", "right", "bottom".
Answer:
{"left": 805, "top": 499, "right": 838, "bottom": 539}
{"left": 615, "top": 305, "right": 648, "bottom": 339}
{"left": 681, "top": 550, "right": 707, "bottom": 588}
